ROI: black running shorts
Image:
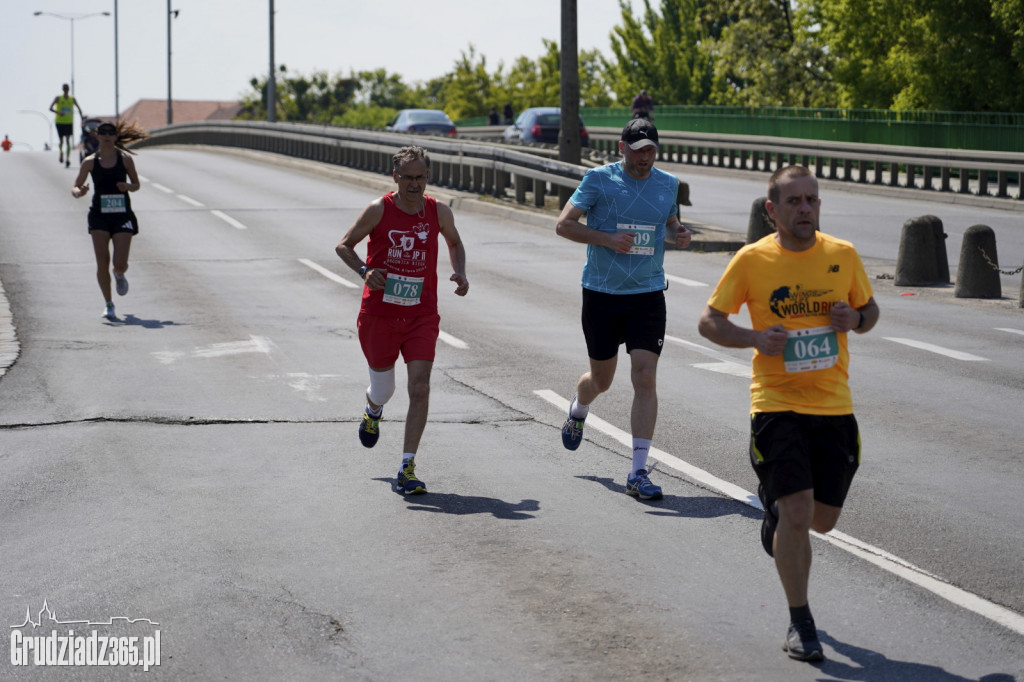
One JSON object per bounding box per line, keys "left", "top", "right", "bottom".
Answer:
{"left": 749, "top": 411, "right": 860, "bottom": 507}
{"left": 581, "top": 288, "right": 666, "bottom": 361}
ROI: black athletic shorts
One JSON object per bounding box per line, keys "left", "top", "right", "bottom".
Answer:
{"left": 56, "top": 123, "right": 73, "bottom": 139}
{"left": 581, "top": 288, "right": 666, "bottom": 361}
{"left": 749, "top": 411, "right": 860, "bottom": 508}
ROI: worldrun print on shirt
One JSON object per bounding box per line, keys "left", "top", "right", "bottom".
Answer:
{"left": 569, "top": 163, "right": 679, "bottom": 295}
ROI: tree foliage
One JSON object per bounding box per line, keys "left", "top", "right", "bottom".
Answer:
{"left": 237, "top": 2, "right": 1023, "bottom": 126}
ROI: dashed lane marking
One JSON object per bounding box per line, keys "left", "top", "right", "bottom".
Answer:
{"left": 210, "top": 209, "right": 248, "bottom": 230}
{"left": 666, "top": 274, "right": 708, "bottom": 287}
{"left": 176, "top": 194, "right": 204, "bottom": 207}
{"left": 665, "top": 335, "right": 750, "bottom": 377}
{"left": 884, "top": 337, "right": 988, "bottom": 361}
{"left": 297, "top": 259, "right": 358, "bottom": 289}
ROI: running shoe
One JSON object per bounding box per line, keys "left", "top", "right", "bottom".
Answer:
{"left": 358, "top": 408, "right": 381, "bottom": 448}
{"left": 114, "top": 273, "right": 129, "bottom": 296}
{"left": 758, "top": 483, "right": 779, "bottom": 558}
{"left": 59, "top": 152, "right": 63, "bottom": 164}
{"left": 561, "top": 398, "right": 586, "bottom": 450}
{"left": 396, "top": 459, "right": 426, "bottom": 495}
{"left": 65, "top": 159, "right": 70, "bottom": 168}
{"left": 625, "top": 466, "right": 663, "bottom": 500}
{"left": 102, "top": 303, "right": 116, "bottom": 320}
{"left": 783, "top": 619, "right": 824, "bottom": 662}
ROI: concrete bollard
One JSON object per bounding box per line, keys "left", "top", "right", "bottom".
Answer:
{"left": 896, "top": 215, "right": 948, "bottom": 286}
{"left": 746, "top": 197, "right": 775, "bottom": 244}
{"left": 955, "top": 225, "right": 1002, "bottom": 299}
{"left": 1019, "top": 263, "right": 1024, "bottom": 308}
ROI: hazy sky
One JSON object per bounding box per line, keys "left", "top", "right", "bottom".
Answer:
{"left": 1, "top": 0, "right": 629, "bottom": 151}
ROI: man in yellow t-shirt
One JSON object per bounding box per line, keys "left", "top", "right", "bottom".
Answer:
{"left": 49, "top": 83, "right": 84, "bottom": 168}
{"left": 698, "top": 165, "right": 879, "bottom": 663}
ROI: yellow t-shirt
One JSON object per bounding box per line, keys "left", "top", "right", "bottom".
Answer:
{"left": 707, "top": 232, "right": 874, "bottom": 415}
{"left": 55, "top": 96, "right": 76, "bottom": 124}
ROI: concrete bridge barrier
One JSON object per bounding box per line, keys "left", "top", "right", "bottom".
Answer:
{"left": 896, "top": 215, "right": 949, "bottom": 286}
{"left": 955, "top": 225, "right": 1002, "bottom": 299}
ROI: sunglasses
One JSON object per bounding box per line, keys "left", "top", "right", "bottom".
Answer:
{"left": 97, "top": 128, "right": 117, "bottom": 136}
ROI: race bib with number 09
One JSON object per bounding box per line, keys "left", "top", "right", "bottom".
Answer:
{"left": 617, "top": 223, "right": 656, "bottom": 256}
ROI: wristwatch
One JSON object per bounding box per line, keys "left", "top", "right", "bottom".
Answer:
{"left": 358, "top": 265, "right": 368, "bottom": 279}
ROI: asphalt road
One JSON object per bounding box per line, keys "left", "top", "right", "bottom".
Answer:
{"left": 1, "top": 148, "right": 1022, "bottom": 681}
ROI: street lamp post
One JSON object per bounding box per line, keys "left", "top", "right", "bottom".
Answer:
{"left": 33, "top": 11, "right": 111, "bottom": 101}
{"left": 167, "top": 4, "right": 180, "bottom": 125}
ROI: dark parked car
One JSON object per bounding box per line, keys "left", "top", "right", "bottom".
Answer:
{"left": 502, "top": 107, "right": 589, "bottom": 146}
{"left": 385, "top": 109, "right": 457, "bottom": 137}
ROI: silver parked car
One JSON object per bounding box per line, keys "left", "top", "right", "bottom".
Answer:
{"left": 385, "top": 109, "right": 457, "bottom": 137}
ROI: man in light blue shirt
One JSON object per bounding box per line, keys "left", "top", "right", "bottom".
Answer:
{"left": 555, "top": 118, "right": 692, "bottom": 500}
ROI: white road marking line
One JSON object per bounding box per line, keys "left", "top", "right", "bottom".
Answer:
{"left": 177, "top": 194, "right": 204, "bottom": 207}
{"left": 137, "top": 175, "right": 150, "bottom": 182}
{"left": 666, "top": 274, "right": 708, "bottom": 287}
{"left": 152, "top": 335, "right": 274, "bottom": 364}
{"left": 995, "top": 327, "right": 1024, "bottom": 336}
{"left": 533, "top": 388, "right": 1024, "bottom": 637}
{"left": 665, "top": 335, "right": 750, "bottom": 376}
{"left": 151, "top": 183, "right": 173, "bottom": 193}
{"left": 298, "top": 258, "right": 358, "bottom": 288}
{"left": 438, "top": 330, "right": 468, "bottom": 349}
{"left": 884, "top": 337, "right": 989, "bottom": 361}
{"left": 692, "top": 362, "right": 750, "bottom": 377}
{"left": 210, "top": 209, "right": 248, "bottom": 230}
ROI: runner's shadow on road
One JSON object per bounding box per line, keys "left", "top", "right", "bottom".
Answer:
{"left": 816, "top": 630, "right": 1017, "bottom": 681}
{"left": 577, "top": 475, "right": 760, "bottom": 520}
{"left": 372, "top": 478, "right": 539, "bottom": 519}
{"left": 120, "top": 314, "right": 181, "bottom": 329}
{"left": 103, "top": 314, "right": 181, "bottom": 329}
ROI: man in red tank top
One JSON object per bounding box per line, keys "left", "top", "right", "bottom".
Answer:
{"left": 335, "top": 146, "right": 469, "bottom": 495}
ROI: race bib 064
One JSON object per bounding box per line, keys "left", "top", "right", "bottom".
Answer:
{"left": 783, "top": 325, "right": 838, "bottom": 373}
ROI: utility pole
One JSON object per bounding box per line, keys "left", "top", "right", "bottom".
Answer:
{"left": 559, "top": 0, "right": 581, "bottom": 205}
{"left": 267, "top": 0, "right": 276, "bottom": 122}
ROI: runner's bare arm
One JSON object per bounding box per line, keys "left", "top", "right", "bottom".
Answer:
{"left": 698, "top": 305, "right": 787, "bottom": 356}
{"left": 71, "top": 159, "right": 93, "bottom": 198}
{"left": 118, "top": 155, "right": 142, "bottom": 193}
{"left": 437, "top": 203, "right": 468, "bottom": 296}
{"left": 335, "top": 199, "right": 386, "bottom": 288}
{"left": 555, "top": 201, "right": 635, "bottom": 253}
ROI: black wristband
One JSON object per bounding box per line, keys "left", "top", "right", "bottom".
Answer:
{"left": 358, "top": 265, "right": 368, "bottom": 278}
{"left": 856, "top": 311, "right": 865, "bottom": 330}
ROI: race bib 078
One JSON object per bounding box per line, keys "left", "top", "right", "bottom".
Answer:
{"left": 382, "top": 273, "right": 424, "bottom": 306}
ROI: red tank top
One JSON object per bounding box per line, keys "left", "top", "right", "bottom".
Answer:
{"left": 360, "top": 192, "right": 440, "bottom": 317}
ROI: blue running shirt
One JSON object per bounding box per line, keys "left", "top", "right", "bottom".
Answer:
{"left": 568, "top": 162, "right": 679, "bottom": 294}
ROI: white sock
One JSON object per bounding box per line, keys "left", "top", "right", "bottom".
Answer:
{"left": 631, "top": 439, "right": 652, "bottom": 476}
{"left": 401, "top": 453, "right": 415, "bottom": 465}
{"left": 570, "top": 396, "right": 589, "bottom": 420}
{"left": 365, "top": 403, "right": 382, "bottom": 418}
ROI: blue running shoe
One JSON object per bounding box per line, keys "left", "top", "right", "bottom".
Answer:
{"left": 396, "top": 459, "right": 426, "bottom": 495}
{"left": 561, "top": 398, "right": 586, "bottom": 450}
{"left": 626, "top": 465, "right": 662, "bottom": 500}
{"left": 358, "top": 408, "right": 381, "bottom": 448}
{"left": 758, "top": 483, "right": 778, "bottom": 558}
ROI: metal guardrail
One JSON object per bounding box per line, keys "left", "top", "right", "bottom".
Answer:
{"left": 133, "top": 120, "right": 593, "bottom": 210}
{"left": 134, "top": 120, "right": 1021, "bottom": 206}
{"left": 585, "top": 128, "right": 1023, "bottom": 201}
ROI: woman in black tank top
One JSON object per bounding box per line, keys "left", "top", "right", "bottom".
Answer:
{"left": 71, "top": 120, "right": 148, "bottom": 320}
